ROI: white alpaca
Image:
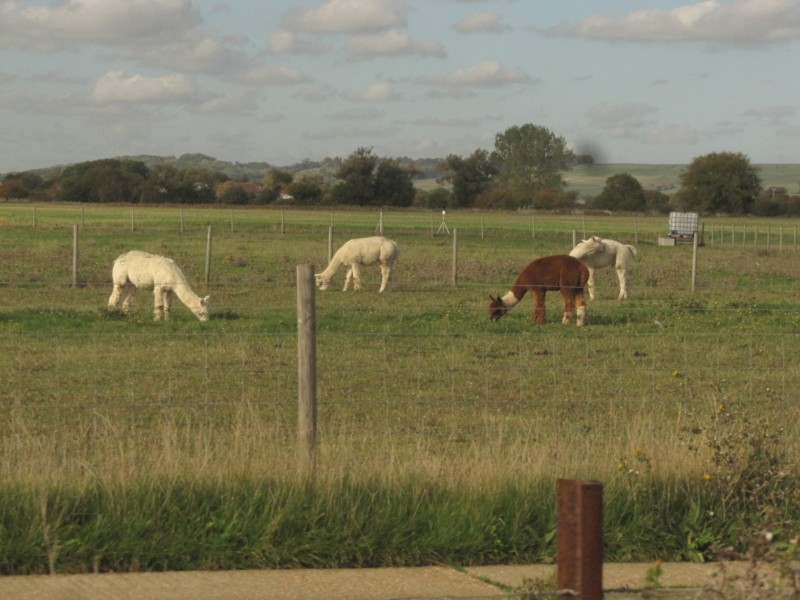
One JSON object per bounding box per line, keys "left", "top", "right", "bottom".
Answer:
{"left": 315, "top": 236, "right": 399, "bottom": 292}
{"left": 569, "top": 235, "right": 637, "bottom": 301}
{"left": 108, "top": 251, "right": 210, "bottom": 321}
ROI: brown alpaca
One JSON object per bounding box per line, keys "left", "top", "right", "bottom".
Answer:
{"left": 488, "top": 255, "right": 589, "bottom": 325}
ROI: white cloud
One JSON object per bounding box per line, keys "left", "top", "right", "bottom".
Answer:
{"left": 454, "top": 12, "right": 510, "bottom": 33}
{"left": 281, "top": 0, "right": 408, "bottom": 34}
{"left": 194, "top": 92, "right": 256, "bottom": 114}
{"left": 0, "top": 0, "right": 202, "bottom": 51}
{"left": 268, "top": 31, "right": 329, "bottom": 55}
{"left": 344, "top": 30, "right": 445, "bottom": 57}
{"left": 227, "top": 64, "right": 307, "bottom": 86}
{"left": 350, "top": 82, "right": 399, "bottom": 101}
{"left": 551, "top": 0, "right": 800, "bottom": 45}
{"left": 91, "top": 72, "right": 198, "bottom": 104}
{"left": 435, "top": 60, "right": 533, "bottom": 87}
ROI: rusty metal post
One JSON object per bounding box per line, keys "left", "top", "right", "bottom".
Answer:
{"left": 557, "top": 479, "right": 603, "bottom": 600}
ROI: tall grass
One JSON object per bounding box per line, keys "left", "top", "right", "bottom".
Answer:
{"left": 1, "top": 204, "right": 800, "bottom": 573}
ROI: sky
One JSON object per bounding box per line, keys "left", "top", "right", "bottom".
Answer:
{"left": 1, "top": 0, "right": 799, "bottom": 173}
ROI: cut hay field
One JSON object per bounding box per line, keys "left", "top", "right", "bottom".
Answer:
{"left": 1, "top": 203, "right": 800, "bottom": 572}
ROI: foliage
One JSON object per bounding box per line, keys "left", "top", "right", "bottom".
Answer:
{"left": 59, "top": 159, "right": 148, "bottom": 203}
{"left": 331, "top": 147, "right": 378, "bottom": 205}
{"left": 373, "top": 159, "right": 416, "bottom": 207}
{"left": 490, "top": 124, "right": 574, "bottom": 208}
{"left": 0, "top": 172, "right": 44, "bottom": 199}
{"left": 415, "top": 186, "right": 451, "bottom": 209}
{"left": 675, "top": 152, "right": 762, "bottom": 215}
{"left": 593, "top": 173, "right": 647, "bottom": 212}
{"left": 437, "top": 149, "right": 496, "bottom": 208}
{"left": 215, "top": 182, "right": 251, "bottom": 205}
{"left": 330, "top": 147, "right": 416, "bottom": 207}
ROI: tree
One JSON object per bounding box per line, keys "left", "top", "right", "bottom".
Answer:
{"left": 216, "top": 182, "right": 251, "bottom": 205}
{"left": 593, "top": 173, "right": 646, "bottom": 212}
{"left": 59, "top": 159, "right": 147, "bottom": 203}
{"left": 373, "top": 159, "right": 416, "bottom": 207}
{"left": 286, "top": 180, "right": 324, "bottom": 205}
{"left": 674, "top": 152, "right": 761, "bottom": 215}
{"left": 490, "top": 124, "right": 574, "bottom": 208}
{"left": 331, "top": 147, "right": 378, "bottom": 205}
{"left": 437, "top": 149, "right": 496, "bottom": 208}
{"left": 330, "top": 148, "right": 416, "bottom": 206}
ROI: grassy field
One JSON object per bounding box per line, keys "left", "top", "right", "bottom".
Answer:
{"left": 416, "top": 163, "right": 800, "bottom": 198}
{"left": 1, "top": 203, "right": 799, "bottom": 572}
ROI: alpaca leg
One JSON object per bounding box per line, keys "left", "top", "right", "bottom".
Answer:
{"left": 108, "top": 283, "right": 124, "bottom": 310}
{"left": 575, "top": 290, "right": 586, "bottom": 326}
{"left": 351, "top": 264, "right": 363, "bottom": 290}
{"left": 342, "top": 267, "right": 353, "bottom": 291}
{"left": 379, "top": 264, "right": 390, "bottom": 292}
{"left": 616, "top": 266, "right": 628, "bottom": 300}
{"left": 163, "top": 290, "right": 173, "bottom": 320}
{"left": 561, "top": 290, "right": 575, "bottom": 324}
{"left": 586, "top": 267, "right": 596, "bottom": 301}
{"left": 120, "top": 283, "right": 136, "bottom": 314}
{"left": 532, "top": 290, "right": 546, "bottom": 323}
{"left": 153, "top": 286, "right": 165, "bottom": 320}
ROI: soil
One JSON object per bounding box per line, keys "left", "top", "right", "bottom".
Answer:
{"left": 0, "top": 561, "right": 763, "bottom": 600}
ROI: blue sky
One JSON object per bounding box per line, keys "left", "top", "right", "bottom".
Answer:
{"left": 1, "top": 0, "right": 799, "bottom": 173}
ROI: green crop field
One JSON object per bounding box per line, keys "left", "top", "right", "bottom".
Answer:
{"left": 1, "top": 203, "right": 799, "bottom": 573}
{"left": 417, "top": 163, "right": 800, "bottom": 198}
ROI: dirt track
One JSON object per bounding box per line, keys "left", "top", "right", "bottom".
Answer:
{"left": 0, "top": 561, "right": 762, "bottom": 600}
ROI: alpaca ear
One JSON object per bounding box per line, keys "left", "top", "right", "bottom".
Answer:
{"left": 202, "top": 296, "right": 210, "bottom": 305}
{"left": 592, "top": 235, "right": 602, "bottom": 242}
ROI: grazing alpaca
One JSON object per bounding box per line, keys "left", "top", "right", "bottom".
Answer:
{"left": 108, "top": 251, "right": 210, "bottom": 321}
{"left": 569, "top": 235, "right": 637, "bottom": 301}
{"left": 315, "top": 236, "right": 399, "bottom": 292}
{"left": 488, "top": 255, "right": 588, "bottom": 325}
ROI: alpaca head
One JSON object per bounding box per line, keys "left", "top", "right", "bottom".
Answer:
{"left": 195, "top": 296, "right": 211, "bottom": 321}
{"left": 314, "top": 274, "right": 330, "bottom": 291}
{"left": 576, "top": 236, "right": 605, "bottom": 256}
{"left": 488, "top": 295, "right": 510, "bottom": 322}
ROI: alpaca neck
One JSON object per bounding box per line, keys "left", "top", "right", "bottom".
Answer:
{"left": 319, "top": 254, "right": 344, "bottom": 280}
{"left": 501, "top": 289, "right": 523, "bottom": 308}
{"left": 171, "top": 281, "right": 202, "bottom": 309}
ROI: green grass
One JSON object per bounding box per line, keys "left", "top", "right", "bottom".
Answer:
{"left": 413, "top": 162, "right": 800, "bottom": 198}
{"left": 1, "top": 203, "right": 800, "bottom": 573}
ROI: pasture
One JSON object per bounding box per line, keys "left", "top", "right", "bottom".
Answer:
{"left": 1, "top": 203, "right": 800, "bottom": 572}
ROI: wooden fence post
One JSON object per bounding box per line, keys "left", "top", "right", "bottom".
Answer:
{"left": 451, "top": 228, "right": 459, "bottom": 287}
{"left": 296, "top": 264, "right": 317, "bottom": 479}
{"left": 691, "top": 230, "right": 699, "bottom": 292}
{"left": 557, "top": 479, "right": 603, "bottom": 600}
{"left": 327, "top": 226, "right": 333, "bottom": 264}
{"left": 204, "top": 226, "right": 212, "bottom": 287}
{"left": 72, "top": 224, "right": 79, "bottom": 288}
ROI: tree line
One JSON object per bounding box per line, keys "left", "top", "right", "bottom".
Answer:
{"left": 2, "top": 124, "right": 796, "bottom": 215}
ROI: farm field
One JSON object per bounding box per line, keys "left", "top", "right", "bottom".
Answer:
{"left": 413, "top": 162, "right": 800, "bottom": 198}
{"left": 1, "top": 203, "right": 800, "bottom": 573}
